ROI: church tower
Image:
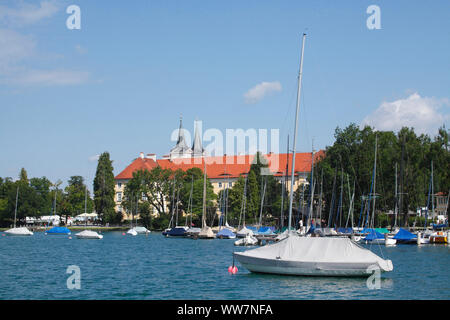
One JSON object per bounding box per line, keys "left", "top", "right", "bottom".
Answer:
{"left": 169, "top": 115, "right": 193, "bottom": 160}
{"left": 192, "top": 119, "right": 204, "bottom": 158}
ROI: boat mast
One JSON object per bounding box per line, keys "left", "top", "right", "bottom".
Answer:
{"left": 288, "top": 33, "right": 306, "bottom": 234}
{"left": 202, "top": 158, "right": 207, "bottom": 229}
{"left": 371, "top": 135, "right": 378, "bottom": 228}
{"left": 258, "top": 177, "right": 267, "bottom": 227}
{"left": 307, "top": 140, "right": 315, "bottom": 228}
{"left": 14, "top": 186, "right": 19, "bottom": 228}
{"left": 431, "top": 161, "right": 434, "bottom": 223}
{"left": 280, "top": 135, "right": 289, "bottom": 229}
{"left": 394, "top": 162, "right": 398, "bottom": 229}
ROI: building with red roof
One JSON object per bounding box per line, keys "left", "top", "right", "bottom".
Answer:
{"left": 113, "top": 118, "right": 325, "bottom": 217}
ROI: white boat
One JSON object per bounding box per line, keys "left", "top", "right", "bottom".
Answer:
{"left": 234, "top": 234, "right": 258, "bottom": 246}
{"left": 75, "top": 230, "right": 103, "bottom": 239}
{"left": 233, "top": 34, "right": 393, "bottom": 277}
{"left": 134, "top": 226, "right": 150, "bottom": 234}
{"left": 417, "top": 232, "right": 430, "bottom": 245}
{"left": 4, "top": 226, "right": 33, "bottom": 236}
{"left": 234, "top": 235, "right": 393, "bottom": 276}
{"left": 126, "top": 228, "right": 138, "bottom": 236}
{"left": 198, "top": 226, "right": 215, "bottom": 239}
{"left": 385, "top": 237, "right": 397, "bottom": 246}
{"left": 4, "top": 187, "right": 33, "bottom": 236}
{"left": 236, "top": 225, "right": 254, "bottom": 238}
{"left": 186, "top": 227, "right": 201, "bottom": 237}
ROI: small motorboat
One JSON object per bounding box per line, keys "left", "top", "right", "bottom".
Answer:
{"left": 134, "top": 226, "right": 150, "bottom": 234}
{"left": 234, "top": 234, "right": 258, "bottom": 246}
{"left": 167, "top": 226, "right": 189, "bottom": 237}
{"left": 126, "top": 228, "right": 138, "bottom": 236}
{"left": 75, "top": 230, "right": 103, "bottom": 239}
{"left": 4, "top": 227, "right": 33, "bottom": 236}
{"left": 216, "top": 228, "right": 236, "bottom": 239}
{"left": 236, "top": 226, "right": 254, "bottom": 238}
{"left": 45, "top": 226, "right": 71, "bottom": 235}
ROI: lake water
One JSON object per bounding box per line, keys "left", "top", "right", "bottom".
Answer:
{"left": 0, "top": 231, "right": 449, "bottom": 300}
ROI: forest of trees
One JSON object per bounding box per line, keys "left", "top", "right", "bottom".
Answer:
{"left": 0, "top": 168, "right": 94, "bottom": 227}
{"left": 312, "top": 124, "right": 449, "bottom": 229}
{"left": 0, "top": 152, "right": 113, "bottom": 228}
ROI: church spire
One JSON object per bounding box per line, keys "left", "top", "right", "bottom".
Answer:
{"left": 170, "top": 115, "right": 192, "bottom": 159}
{"left": 192, "top": 119, "right": 204, "bottom": 157}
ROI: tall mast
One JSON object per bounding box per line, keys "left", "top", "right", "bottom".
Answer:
{"left": 307, "top": 140, "right": 315, "bottom": 228}
{"left": 202, "top": 158, "right": 207, "bottom": 228}
{"left": 14, "top": 186, "right": 19, "bottom": 228}
{"left": 431, "top": 161, "right": 434, "bottom": 221}
{"left": 84, "top": 182, "right": 88, "bottom": 214}
{"left": 371, "top": 135, "right": 378, "bottom": 228}
{"left": 288, "top": 33, "right": 306, "bottom": 233}
{"left": 394, "top": 162, "right": 398, "bottom": 229}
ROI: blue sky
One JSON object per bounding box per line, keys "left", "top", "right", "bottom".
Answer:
{"left": 0, "top": 0, "right": 449, "bottom": 190}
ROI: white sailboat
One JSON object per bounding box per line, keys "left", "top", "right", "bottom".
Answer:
{"left": 234, "top": 34, "right": 393, "bottom": 276}
{"left": 4, "top": 187, "right": 33, "bottom": 236}
{"left": 75, "top": 183, "right": 103, "bottom": 239}
{"left": 197, "top": 157, "right": 215, "bottom": 239}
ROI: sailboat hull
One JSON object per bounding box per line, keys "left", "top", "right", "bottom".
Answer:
{"left": 234, "top": 236, "right": 393, "bottom": 277}
{"left": 234, "top": 253, "right": 390, "bottom": 277}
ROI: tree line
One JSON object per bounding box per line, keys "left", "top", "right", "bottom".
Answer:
{"left": 312, "top": 124, "right": 449, "bottom": 229}
{"left": 2, "top": 125, "right": 448, "bottom": 230}
{"left": 0, "top": 152, "right": 118, "bottom": 227}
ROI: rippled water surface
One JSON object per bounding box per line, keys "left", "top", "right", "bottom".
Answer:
{"left": 0, "top": 232, "right": 448, "bottom": 300}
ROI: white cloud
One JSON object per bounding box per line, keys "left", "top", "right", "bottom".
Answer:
{"left": 0, "top": 2, "right": 90, "bottom": 87}
{"left": 244, "top": 81, "right": 282, "bottom": 104}
{"left": 0, "top": 1, "right": 59, "bottom": 27}
{"left": 0, "top": 29, "right": 35, "bottom": 71}
{"left": 88, "top": 155, "right": 100, "bottom": 162}
{"left": 10, "top": 69, "right": 90, "bottom": 86}
{"left": 361, "top": 93, "right": 450, "bottom": 135}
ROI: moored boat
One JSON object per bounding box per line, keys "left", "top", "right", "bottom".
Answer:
{"left": 45, "top": 226, "right": 71, "bottom": 235}
{"left": 4, "top": 227, "right": 33, "bottom": 236}
{"left": 75, "top": 230, "right": 103, "bottom": 239}
{"left": 234, "top": 236, "right": 393, "bottom": 276}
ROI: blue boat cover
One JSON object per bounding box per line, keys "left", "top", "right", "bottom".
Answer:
{"left": 361, "top": 228, "right": 374, "bottom": 234}
{"left": 363, "top": 230, "right": 385, "bottom": 241}
{"left": 246, "top": 226, "right": 258, "bottom": 232}
{"left": 46, "top": 227, "right": 71, "bottom": 234}
{"left": 337, "top": 227, "right": 353, "bottom": 234}
{"left": 256, "top": 226, "right": 275, "bottom": 235}
{"left": 217, "top": 228, "right": 236, "bottom": 238}
{"left": 375, "top": 228, "right": 389, "bottom": 234}
{"left": 432, "top": 223, "right": 448, "bottom": 229}
{"left": 167, "top": 227, "right": 187, "bottom": 236}
{"left": 393, "top": 228, "right": 417, "bottom": 240}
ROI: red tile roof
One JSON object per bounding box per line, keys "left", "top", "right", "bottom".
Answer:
{"left": 115, "top": 151, "right": 325, "bottom": 180}
{"left": 114, "top": 157, "right": 158, "bottom": 180}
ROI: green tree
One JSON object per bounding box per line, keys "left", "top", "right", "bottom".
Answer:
{"left": 93, "top": 152, "right": 118, "bottom": 224}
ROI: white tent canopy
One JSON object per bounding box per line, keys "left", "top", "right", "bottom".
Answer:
{"left": 75, "top": 213, "right": 98, "bottom": 221}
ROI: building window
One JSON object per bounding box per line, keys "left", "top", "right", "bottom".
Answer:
{"left": 118, "top": 182, "right": 122, "bottom": 188}
{"left": 117, "top": 192, "right": 122, "bottom": 202}
{"left": 118, "top": 205, "right": 122, "bottom": 213}
{"left": 142, "top": 192, "right": 148, "bottom": 201}
{"left": 229, "top": 182, "right": 233, "bottom": 187}
{"left": 218, "top": 182, "right": 222, "bottom": 188}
